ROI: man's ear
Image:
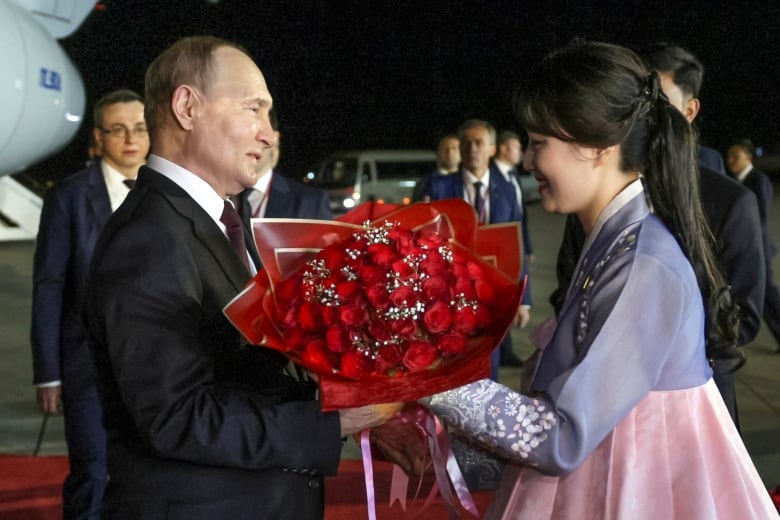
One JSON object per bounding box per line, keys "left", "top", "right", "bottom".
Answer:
{"left": 683, "top": 97, "right": 701, "bottom": 123}
{"left": 171, "top": 85, "right": 200, "bottom": 131}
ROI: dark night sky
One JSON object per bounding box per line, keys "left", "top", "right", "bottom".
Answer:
{"left": 27, "top": 0, "right": 780, "bottom": 184}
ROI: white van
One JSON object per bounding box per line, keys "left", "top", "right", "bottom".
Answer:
{"left": 309, "top": 149, "right": 436, "bottom": 214}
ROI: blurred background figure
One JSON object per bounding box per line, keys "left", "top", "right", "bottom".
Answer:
{"left": 412, "top": 132, "right": 460, "bottom": 202}
{"left": 418, "top": 119, "right": 531, "bottom": 381}
{"left": 727, "top": 138, "right": 780, "bottom": 354}
{"left": 30, "top": 89, "right": 149, "bottom": 520}
{"left": 235, "top": 108, "right": 331, "bottom": 233}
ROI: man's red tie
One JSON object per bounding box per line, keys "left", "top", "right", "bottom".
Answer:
{"left": 220, "top": 200, "right": 250, "bottom": 271}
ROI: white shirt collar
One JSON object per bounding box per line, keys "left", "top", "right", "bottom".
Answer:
{"left": 462, "top": 168, "right": 490, "bottom": 188}
{"left": 251, "top": 168, "right": 273, "bottom": 192}
{"left": 101, "top": 160, "right": 135, "bottom": 212}
{"left": 146, "top": 154, "right": 226, "bottom": 229}
{"left": 736, "top": 164, "right": 754, "bottom": 183}
{"left": 493, "top": 158, "right": 513, "bottom": 177}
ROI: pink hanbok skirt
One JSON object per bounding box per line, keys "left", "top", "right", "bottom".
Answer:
{"left": 487, "top": 379, "right": 778, "bottom": 519}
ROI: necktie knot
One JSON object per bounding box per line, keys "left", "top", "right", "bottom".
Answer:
{"left": 123, "top": 179, "right": 136, "bottom": 190}
{"left": 220, "top": 200, "right": 250, "bottom": 271}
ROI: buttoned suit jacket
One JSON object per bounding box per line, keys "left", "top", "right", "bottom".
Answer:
{"left": 420, "top": 168, "right": 531, "bottom": 305}
{"left": 32, "top": 161, "right": 112, "bottom": 398}
{"left": 86, "top": 166, "right": 342, "bottom": 519}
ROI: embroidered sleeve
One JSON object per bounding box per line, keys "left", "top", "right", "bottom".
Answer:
{"left": 427, "top": 379, "right": 557, "bottom": 467}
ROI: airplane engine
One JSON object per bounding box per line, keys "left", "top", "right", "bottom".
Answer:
{"left": 0, "top": 0, "right": 87, "bottom": 175}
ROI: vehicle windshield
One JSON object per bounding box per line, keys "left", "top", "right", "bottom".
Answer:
{"left": 312, "top": 157, "right": 358, "bottom": 188}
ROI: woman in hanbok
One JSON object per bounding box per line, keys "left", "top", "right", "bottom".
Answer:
{"left": 421, "top": 41, "right": 778, "bottom": 519}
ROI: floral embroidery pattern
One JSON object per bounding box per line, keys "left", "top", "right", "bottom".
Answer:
{"left": 574, "top": 228, "right": 638, "bottom": 347}
{"left": 429, "top": 380, "right": 557, "bottom": 465}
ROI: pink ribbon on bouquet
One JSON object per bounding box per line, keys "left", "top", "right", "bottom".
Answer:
{"left": 359, "top": 405, "right": 479, "bottom": 519}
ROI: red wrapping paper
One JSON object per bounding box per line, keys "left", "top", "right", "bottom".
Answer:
{"left": 224, "top": 200, "right": 525, "bottom": 410}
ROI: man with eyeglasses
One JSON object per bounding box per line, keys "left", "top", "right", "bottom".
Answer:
{"left": 31, "top": 89, "right": 149, "bottom": 519}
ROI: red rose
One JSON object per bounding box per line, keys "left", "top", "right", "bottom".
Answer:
{"left": 366, "top": 285, "right": 390, "bottom": 309}
{"left": 422, "top": 276, "right": 450, "bottom": 301}
{"left": 437, "top": 334, "right": 467, "bottom": 355}
{"left": 368, "top": 243, "right": 399, "bottom": 265}
{"left": 326, "top": 325, "right": 351, "bottom": 352}
{"left": 474, "top": 279, "right": 495, "bottom": 304}
{"left": 466, "top": 261, "right": 484, "bottom": 280}
{"left": 321, "top": 305, "right": 337, "bottom": 326}
{"left": 340, "top": 350, "right": 374, "bottom": 378}
{"left": 390, "top": 317, "right": 417, "bottom": 337}
{"left": 302, "top": 339, "right": 335, "bottom": 372}
{"left": 423, "top": 301, "right": 453, "bottom": 334}
{"left": 417, "top": 233, "right": 445, "bottom": 250}
{"left": 336, "top": 280, "right": 363, "bottom": 302}
{"left": 402, "top": 341, "right": 438, "bottom": 372}
{"left": 318, "top": 242, "right": 348, "bottom": 270}
{"left": 375, "top": 343, "right": 404, "bottom": 373}
{"left": 368, "top": 320, "right": 392, "bottom": 342}
{"left": 390, "top": 285, "right": 419, "bottom": 307}
{"left": 420, "top": 252, "right": 449, "bottom": 277}
{"left": 453, "top": 307, "right": 479, "bottom": 334}
{"left": 391, "top": 258, "right": 415, "bottom": 279}
{"left": 454, "top": 277, "right": 476, "bottom": 299}
{"left": 339, "top": 304, "right": 368, "bottom": 327}
{"left": 298, "top": 301, "right": 321, "bottom": 331}
{"left": 358, "top": 264, "right": 385, "bottom": 285}
{"left": 388, "top": 228, "right": 414, "bottom": 253}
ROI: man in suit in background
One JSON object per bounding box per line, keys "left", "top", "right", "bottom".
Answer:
{"left": 236, "top": 108, "right": 331, "bottom": 225}
{"left": 85, "top": 37, "right": 395, "bottom": 519}
{"left": 491, "top": 130, "right": 533, "bottom": 367}
{"left": 411, "top": 132, "right": 460, "bottom": 202}
{"left": 727, "top": 139, "right": 780, "bottom": 354}
{"left": 31, "top": 89, "right": 149, "bottom": 519}
{"left": 642, "top": 43, "right": 727, "bottom": 174}
{"left": 550, "top": 45, "right": 765, "bottom": 429}
{"left": 420, "top": 119, "right": 531, "bottom": 381}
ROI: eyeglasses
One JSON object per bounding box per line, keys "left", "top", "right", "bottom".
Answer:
{"left": 99, "top": 124, "right": 148, "bottom": 139}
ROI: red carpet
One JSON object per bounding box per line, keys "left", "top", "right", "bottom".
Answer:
{"left": 0, "top": 455, "right": 494, "bottom": 519}
{"left": 0, "top": 455, "right": 68, "bottom": 520}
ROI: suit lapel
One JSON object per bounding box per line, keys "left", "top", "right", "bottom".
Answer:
{"left": 264, "top": 174, "right": 289, "bottom": 218}
{"left": 138, "top": 167, "right": 251, "bottom": 291}
{"left": 85, "top": 163, "right": 112, "bottom": 227}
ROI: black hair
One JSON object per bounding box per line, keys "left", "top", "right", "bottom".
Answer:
{"left": 641, "top": 43, "right": 704, "bottom": 99}
{"left": 93, "top": 89, "right": 143, "bottom": 129}
{"left": 731, "top": 138, "right": 756, "bottom": 157}
{"left": 515, "top": 40, "right": 741, "bottom": 366}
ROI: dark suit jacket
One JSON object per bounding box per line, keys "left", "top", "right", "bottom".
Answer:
{"left": 239, "top": 172, "right": 332, "bottom": 221}
{"left": 741, "top": 166, "right": 775, "bottom": 260}
{"left": 86, "top": 166, "right": 342, "bottom": 519}
{"left": 490, "top": 159, "right": 534, "bottom": 256}
{"left": 551, "top": 166, "right": 765, "bottom": 346}
{"left": 420, "top": 168, "right": 531, "bottom": 305}
{"left": 32, "top": 162, "right": 112, "bottom": 398}
{"left": 698, "top": 144, "right": 726, "bottom": 175}
{"left": 236, "top": 173, "right": 332, "bottom": 268}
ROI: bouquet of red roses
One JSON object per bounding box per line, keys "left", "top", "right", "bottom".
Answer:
{"left": 224, "top": 199, "right": 525, "bottom": 411}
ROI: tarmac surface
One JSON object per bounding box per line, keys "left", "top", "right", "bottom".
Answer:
{"left": 1, "top": 197, "right": 778, "bottom": 488}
